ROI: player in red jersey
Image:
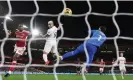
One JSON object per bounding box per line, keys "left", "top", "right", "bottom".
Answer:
{"left": 99, "top": 59, "right": 105, "bottom": 75}
{"left": 5, "top": 24, "right": 30, "bottom": 77}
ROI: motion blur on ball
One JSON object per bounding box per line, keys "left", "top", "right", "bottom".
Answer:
{"left": 63, "top": 8, "right": 72, "bottom": 16}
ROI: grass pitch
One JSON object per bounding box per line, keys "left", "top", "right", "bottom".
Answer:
{"left": 2, "top": 74, "right": 133, "bottom": 80}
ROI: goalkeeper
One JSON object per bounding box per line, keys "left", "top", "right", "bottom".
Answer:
{"left": 59, "top": 26, "right": 107, "bottom": 64}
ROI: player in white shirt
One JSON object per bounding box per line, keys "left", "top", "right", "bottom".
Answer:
{"left": 41, "top": 20, "right": 60, "bottom": 65}
{"left": 114, "top": 53, "right": 126, "bottom": 79}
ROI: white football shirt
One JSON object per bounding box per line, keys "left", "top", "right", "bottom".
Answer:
{"left": 118, "top": 57, "right": 126, "bottom": 65}
{"left": 46, "top": 26, "right": 57, "bottom": 42}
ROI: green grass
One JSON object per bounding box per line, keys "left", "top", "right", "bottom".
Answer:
{"left": 2, "top": 74, "right": 133, "bottom": 80}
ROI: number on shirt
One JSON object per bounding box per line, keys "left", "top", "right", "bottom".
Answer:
{"left": 98, "top": 35, "right": 102, "bottom": 41}
{"left": 54, "top": 32, "right": 57, "bottom": 38}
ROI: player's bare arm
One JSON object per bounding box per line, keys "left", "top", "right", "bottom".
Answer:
{"left": 125, "top": 58, "right": 126, "bottom": 64}
{"left": 40, "top": 33, "right": 50, "bottom": 38}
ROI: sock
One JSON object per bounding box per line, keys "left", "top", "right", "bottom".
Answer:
{"left": 9, "top": 61, "right": 17, "bottom": 74}
{"left": 43, "top": 54, "right": 48, "bottom": 62}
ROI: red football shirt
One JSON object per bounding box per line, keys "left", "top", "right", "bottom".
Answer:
{"left": 15, "top": 30, "right": 30, "bottom": 47}
{"left": 100, "top": 61, "right": 105, "bottom": 68}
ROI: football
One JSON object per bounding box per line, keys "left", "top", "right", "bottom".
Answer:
{"left": 63, "top": 8, "right": 72, "bottom": 16}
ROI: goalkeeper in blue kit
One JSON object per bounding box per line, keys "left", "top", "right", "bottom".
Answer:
{"left": 59, "top": 26, "right": 107, "bottom": 64}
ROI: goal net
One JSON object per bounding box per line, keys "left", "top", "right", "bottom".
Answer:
{"left": 0, "top": 0, "right": 133, "bottom": 80}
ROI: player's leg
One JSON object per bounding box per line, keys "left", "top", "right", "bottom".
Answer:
{"left": 61, "top": 44, "right": 84, "bottom": 60}
{"left": 99, "top": 68, "right": 104, "bottom": 75}
{"left": 51, "top": 42, "right": 62, "bottom": 63}
{"left": 123, "top": 67, "right": 126, "bottom": 75}
{"left": 122, "top": 66, "right": 126, "bottom": 76}
{"left": 5, "top": 47, "right": 24, "bottom": 77}
{"left": 119, "top": 66, "right": 125, "bottom": 79}
{"left": 86, "top": 44, "right": 97, "bottom": 64}
{"left": 8, "top": 54, "right": 20, "bottom": 72}
{"left": 77, "top": 71, "right": 80, "bottom": 75}
{"left": 121, "top": 70, "right": 124, "bottom": 79}
{"left": 121, "top": 65, "right": 126, "bottom": 75}
{"left": 43, "top": 42, "right": 52, "bottom": 65}
{"left": 76, "top": 67, "right": 81, "bottom": 75}
{"left": 99, "top": 68, "right": 101, "bottom": 75}
{"left": 84, "top": 68, "right": 88, "bottom": 75}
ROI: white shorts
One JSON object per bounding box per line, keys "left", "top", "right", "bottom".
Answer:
{"left": 119, "top": 65, "right": 126, "bottom": 71}
{"left": 99, "top": 68, "right": 104, "bottom": 72}
{"left": 44, "top": 41, "right": 57, "bottom": 54}
{"left": 14, "top": 45, "right": 26, "bottom": 55}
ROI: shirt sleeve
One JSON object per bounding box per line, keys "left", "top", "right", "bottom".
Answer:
{"left": 47, "top": 29, "right": 51, "bottom": 35}
{"left": 124, "top": 58, "right": 126, "bottom": 61}
{"left": 25, "top": 31, "right": 30, "bottom": 36}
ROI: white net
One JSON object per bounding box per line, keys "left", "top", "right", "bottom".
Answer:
{"left": 0, "top": 0, "right": 133, "bottom": 80}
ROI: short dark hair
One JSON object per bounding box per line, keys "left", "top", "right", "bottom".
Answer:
{"left": 99, "top": 26, "right": 106, "bottom": 32}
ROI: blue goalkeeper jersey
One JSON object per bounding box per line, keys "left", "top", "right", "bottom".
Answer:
{"left": 87, "top": 30, "right": 106, "bottom": 47}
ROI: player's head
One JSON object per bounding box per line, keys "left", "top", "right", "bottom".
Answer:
{"left": 18, "top": 24, "right": 24, "bottom": 31}
{"left": 101, "top": 59, "right": 103, "bottom": 61}
{"left": 120, "top": 53, "right": 123, "bottom": 57}
{"left": 99, "top": 26, "right": 106, "bottom": 33}
{"left": 48, "top": 20, "right": 54, "bottom": 28}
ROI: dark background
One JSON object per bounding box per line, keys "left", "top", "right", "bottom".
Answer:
{"left": 0, "top": 1, "right": 133, "bottom": 64}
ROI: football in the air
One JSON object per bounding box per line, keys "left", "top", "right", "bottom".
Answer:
{"left": 63, "top": 8, "right": 72, "bottom": 16}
